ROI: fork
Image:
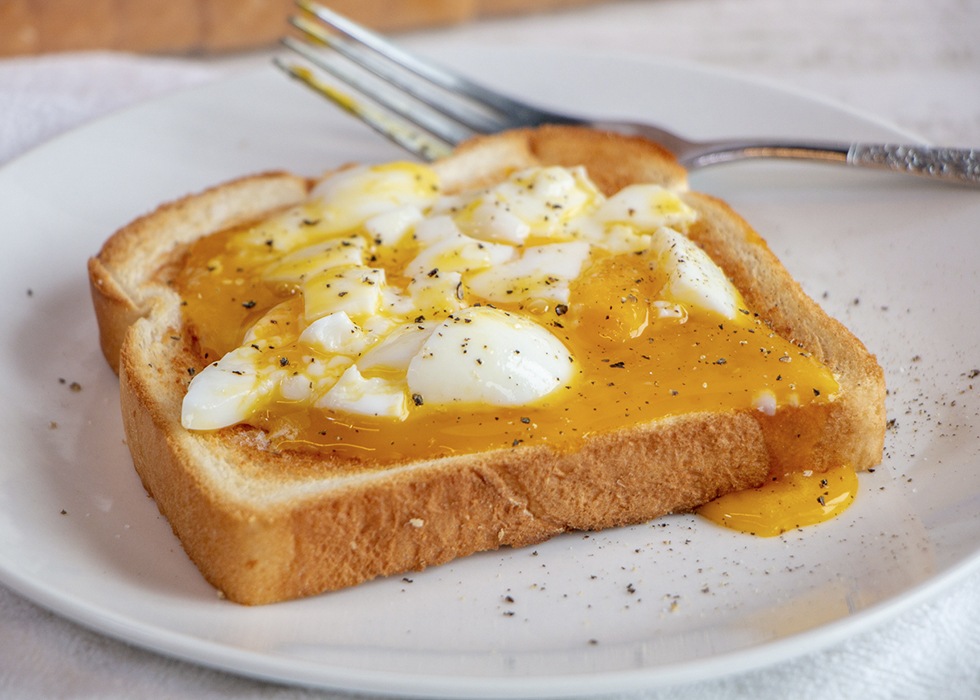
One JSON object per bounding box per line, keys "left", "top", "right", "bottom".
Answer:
{"left": 277, "top": 0, "right": 979, "bottom": 187}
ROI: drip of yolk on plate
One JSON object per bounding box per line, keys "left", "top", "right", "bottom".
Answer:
{"left": 697, "top": 463, "right": 858, "bottom": 536}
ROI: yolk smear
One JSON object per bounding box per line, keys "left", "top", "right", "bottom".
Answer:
{"left": 696, "top": 463, "right": 858, "bottom": 536}
{"left": 172, "top": 219, "right": 839, "bottom": 465}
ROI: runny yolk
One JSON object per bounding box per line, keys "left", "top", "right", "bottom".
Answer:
{"left": 696, "top": 463, "right": 858, "bottom": 536}
{"left": 173, "top": 225, "right": 839, "bottom": 470}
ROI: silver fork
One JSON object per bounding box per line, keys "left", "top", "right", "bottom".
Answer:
{"left": 277, "top": 0, "right": 979, "bottom": 187}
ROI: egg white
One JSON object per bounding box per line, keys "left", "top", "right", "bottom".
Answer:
{"left": 182, "top": 163, "right": 742, "bottom": 430}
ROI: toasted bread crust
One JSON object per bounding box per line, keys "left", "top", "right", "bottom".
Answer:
{"left": 90, "top": 126, "right": 885, "bottom": 604}
{"left": 89, "top": 172, "right": 312, "bottom": 371}
{"left": 682, "top": 191, "right": 885, "bottom": 473}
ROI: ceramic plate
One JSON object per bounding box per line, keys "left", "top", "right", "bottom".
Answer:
{"left": 0, "top": 47, "right": 978, "bottom": 698}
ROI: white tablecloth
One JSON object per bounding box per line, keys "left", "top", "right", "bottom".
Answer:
{"left": 2, "top": 0, "right": 979, "bottom": 697}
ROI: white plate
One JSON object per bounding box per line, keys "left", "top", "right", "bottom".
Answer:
{"left": 0, "top": 47, "right": 978, "bottom": 698}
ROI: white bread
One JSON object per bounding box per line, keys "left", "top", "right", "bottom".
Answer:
{"left": 88, "top": 126, "right": 885, "bottom": 604}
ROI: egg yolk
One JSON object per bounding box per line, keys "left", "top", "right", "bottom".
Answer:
{"left": 173, "top": 224, "right": 838, "bottom": 467}
{"left": 696, "top": 463, "right": 858, "bottom": 536}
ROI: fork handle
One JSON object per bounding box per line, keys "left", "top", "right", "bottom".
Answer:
{"left": 846, "top": 143, "right": 979, "bottom": 186}
{"left": 686, "top": 140, "right": 980, "bottom": 186}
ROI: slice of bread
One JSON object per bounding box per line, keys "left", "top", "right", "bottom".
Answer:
{"left": 89, "top": 126, "right": 885, "bottom": 604}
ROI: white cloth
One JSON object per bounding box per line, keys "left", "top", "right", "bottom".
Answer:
{"left": 0, "top": 52, "right": 220, "bottom": 165}
{"left": 2, "top": 1, "right": 979, "bottom": 696}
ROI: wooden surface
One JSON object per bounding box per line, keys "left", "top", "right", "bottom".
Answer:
{"left": 0, "top": 0, "right": 610, "bottom": 55}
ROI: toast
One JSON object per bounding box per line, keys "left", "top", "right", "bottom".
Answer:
{"left": 88, "top": 126, "right": 885, "bottom": 604}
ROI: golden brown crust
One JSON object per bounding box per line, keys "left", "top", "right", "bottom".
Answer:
{"left": 434, "top": 125, "right": 688, "bottom": 194}
{"left": 679, "top": 191, "right": 886, "bottom": 473}
{"left": 89, "top": 172, "right": 311, "bottom": 371}
{"left": 90, "top": 125, "right": 885, "bottom": 604}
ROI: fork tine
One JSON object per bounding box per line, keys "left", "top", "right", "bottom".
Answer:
{"left": 281, "top": 32, "right": 474, "bottom": 152}
{"left": 273, "top": 56, "right": 454, "bottom": 161}
{"left": 289, "top": 13, "right": 507, "bottom": 135}
{"left": 294, "top": 0, "right": 526, "bottom": 116}
{"left": 280, "top": 0, "right": 577, "bottom": 160}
